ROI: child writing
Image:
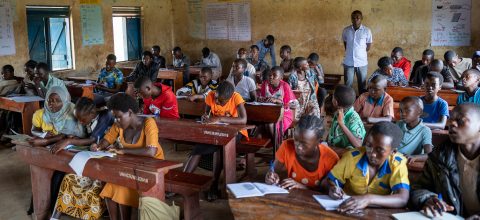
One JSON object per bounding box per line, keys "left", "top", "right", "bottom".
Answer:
{"left": 397, "top": 96, "right": 433, "bottom": 164}
{"left": 328, "top": 121, "right": 410, "bottom": 213}
{"left": 421, "top": 72, "right": 449, "bottom": 130}
{"left": 265, "top": 115, "right": 339, "bottom": 191}
{"left": 353, "top": 75, "right": 394, "bottom": 123}
{"left": 91, "top": 93, "right": 164, "bottom": 219}
{"left": 176, "top": 67, "right": 218, "bottom": 102}
{"left": 134, "top": 76, "right": 179, "bottom": 119}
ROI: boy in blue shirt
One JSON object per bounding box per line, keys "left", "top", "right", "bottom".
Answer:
{"left": 457, "top": 69, "right": 480, "bottom": 105}
{"left": 421, "top": 72, "right": 449, "bottom": 130}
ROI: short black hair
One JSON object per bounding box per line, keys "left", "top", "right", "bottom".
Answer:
{"left": 266, "top": 35, "right": 275, "bottom": 44}
{"left": 152, "top": 45, "right": 160, "bottom": 51}
{"left": 296, "top": 115, "right": 325, "bottom": 141}
{"left": 172, "top": 46, "right": 182, "bottom": 53}
{"left": 250, "top": 45, "right": 259, "bottom": 51}
{"left": 425, "top": 71, "right": 444, "bottom": 85}
{"left": 392, "top": 47, "right": 403, "bottom": 55}
{"left": 454, "top": 103, "right": 480, "bottom": 120}
{"left": 25, "top": 60, "right": 37, "bottom": 69}
{"left": 134, "top": 76, "right": 152, "bottom": 89}
{"left": 202, "top": 47, "right": 210, "bottom": 55}
{"left": 444, "top": 50, "right": 456, "bottom": 62}
{"left": 142, "top": 50, "right": 153, "bottom": 59}
{"left": 108, "top": 93, "right": 139, "bottom": 113}
{"left": 423, "top": 49, "right": 434, "bottom": 57}
{"left": 270, "top": 66, "right": 284, "bottom": 76}
{"left": 75, "top": 97, "right": 96, "bottom": 115}
{"left": 2, "top": 65, "right": 14, "bottom": 73}
{"left": 369, "top": 74, "right": 387, "bottom": 86}
{"left": 333, "top": 85, "right": 356, "bottom": 108}
{"left": 201, "top": 67, "right": 213, "bottom": 75}
{"left": 400, "top": 96, "right": 424, "bottom": 111}
{"left": 234, "top": 58, "right": 247, "bottom": 69}
{"left": 308, "top": 53, "right": 320, "bottom": 62}
{"left": 293, "top": 57, "right": 307, "bottom": 69}
{"left": 368, "top": 121, "right": 404, "bottom": 149}
{"left": 464, "top": 69, "right": 480, "bottom": 78}
{"left": 280, "top": 45, "right": 291, "bottom": 53}
{"left": 216, "top": 81, "right": 235, "bottom": 100}
{"left": 429, "top": 59, "right": 444, "bottom": 69}
{"left": 106, "top": 54, "right": 117, "bottom": 61}
{"left": 35, "top": 62, "right": 50, "bottom": 72}
{"left": 377, "top": 56, "right": 393, "bottom": 68}
{"left": 352, "top": 10, "right": 363, "bottom": 17}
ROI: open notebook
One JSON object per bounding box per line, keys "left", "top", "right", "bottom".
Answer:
{"left": 392, "top": 211, "right": 464, "bottom": 220}
{"left": 227, "top": 182, "right": 289, "bottom": 198}
{"left": 313, "top": 195, "right": 351, "bottom": 211}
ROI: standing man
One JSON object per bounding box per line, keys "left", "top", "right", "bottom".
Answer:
{"left": 342, "top": 10, "right": 372, "bottom": 94}
{"left": 256, "top": 35, "right": 276, "bottom": 67}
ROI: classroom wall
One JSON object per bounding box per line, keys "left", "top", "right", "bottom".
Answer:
{"left": 172, "top": 0, "right": 480, "bottom": 77}
{"left": 0, "top": 0, "right": 173, "bottom": 78}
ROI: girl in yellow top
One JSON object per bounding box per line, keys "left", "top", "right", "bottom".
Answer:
{"left": 91, "top": 93, "right": 164, "bottom": 220}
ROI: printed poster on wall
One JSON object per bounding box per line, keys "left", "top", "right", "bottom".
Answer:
{"left": 431, "top": 0, "right": 471, "bottom": 46}
{"left": 187, "top": 0, "right": 205, "bottom": 39}
{"left": 0, "top": 0, "right": 16, "bottom": 56}
{"left": 205, "top": 2, "right": 251, "bottom": 41}
{"left": 80, "top": 4, "right": 105, "bottom": 46}
{"left": 206, "top": 3, "right": 229, "bottom": 40}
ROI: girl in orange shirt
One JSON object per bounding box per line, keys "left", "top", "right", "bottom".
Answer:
{"left": 266, "top": 115, "right": 339, "bottom": 190}
{"left": 91, "top": 93, "right": 164, "bottom": 220}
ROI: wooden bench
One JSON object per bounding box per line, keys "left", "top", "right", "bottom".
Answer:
{"left": 157, "top": 69, "right": 184, "bottom": 92}
{"left": 320, "top": 74, "right": 342, "bottom": 91}
{"left": 387, "top": 86, "right": 459, "bottom": 104}
{"left": 165, "top": 169, "right": 212, "bottom": 220}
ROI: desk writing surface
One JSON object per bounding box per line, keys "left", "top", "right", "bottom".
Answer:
{"left": 387, "top": 86, "right": 459, "bottom": 105}
{"left": 0, "top": 97, "right": 40, "bottom": 135}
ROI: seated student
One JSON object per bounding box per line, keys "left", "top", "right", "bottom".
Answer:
{"left": 353, "top": 75, "right": 394, "bottom": 123}
{"left": 29, "top": 86, "right": 84, "bottom": 146}
{"left": 328, "top": 85, "right": 366, "bottom": 149}
{"left": 411, "top": 49, "right": 434, "bottom": 79}
{"left": 91, "top": 93, "right": 165, "bottom": 219}
{"left": 391, "top": 47, "right": 412, "bottom": 79}
{"left": 151, "top": 45, "right": 166, "bottom": 68}
{"left": 444, "top": 50, "right": 473, "bottom": 86}
{"left": 265, "top": 115, "right": 339, "bottom": 190}
{"left": 473, "top": 51, "right": 480, "bottom": 71}
{"left": 176, "top": 67, "right": 218, "bottom": 102}
{"left": 308, "top": 53, "right": 328, "bottom": 110}
{"left": 457, "top": 69, "right": 480, "bottom": 105}
{"left": 368, "top": 56, "right": 408, "bottom": 87}
{"left": 172, "top": 46, "right": 191, "bottom": 83}
{"left": 49, "top": 97, "right": 114, "bottom": 220}
{"left": 397, "top": 96, "right": 433, "bottom": 164}
{"left": 289, "top": 57, "right": 321, "bottom": 121}
{"left": 247, "top": 45, "right": 269, "bottom": 83}
{"left": 258, "top": 66, "right": 298, "bottom": 142}
{"left": 33, "top": 62, "right": 67, "bottom": 98}
{"left": 411, "top": 59, "right": 454, "bottom": 89}
{"left": 410, "top": 103, "right": 480, "bottom": 219}
{"left": 0, "top": 65, "right": 19, "bottom": 96}
{"left": 95, "top": 54, "right": 124, "bottom": 105}
{"left": 183, "top": 81, "right": 248, "bottom": 201}
{"left": 228, "top": 48, "right": 256, "bottom": 81}
{"left": 421, "top": 72, "right": 449, "bottom": 130}
{"left": 22, "top": 60, "right": 37, "bottom": 95}
{"left": 327, "top": 121, "right": 410, "bottom": 212}
{"left": 226, "top": 59, "right": 257, "bottom": 102}
{"left": 279, "top": 45, "right": 293, "bottom": 73}
{"left": 126, "top": 51, "right": 160, "bottom": 83}
{"left": 134, "top": 76, "right": 179, "bottom": 119}
{"left": 199, "top": 47, "right": 222, "bottom": 80}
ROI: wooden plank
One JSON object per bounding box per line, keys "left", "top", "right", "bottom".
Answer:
{"left": 157, "top": 69, "right": 183, "bottom": 92}
{"left": 66, "top": 76, "right": 97, "bottom": 82}
{"left": 387, "top": 86, "right": 458, "bottom": 106}
{"left": 0, "top": 97, "right": 40, "bottom": 135}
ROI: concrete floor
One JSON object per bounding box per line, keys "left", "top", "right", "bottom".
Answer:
{"left": 0, "top": 141, "right": 270, "bottom": 220}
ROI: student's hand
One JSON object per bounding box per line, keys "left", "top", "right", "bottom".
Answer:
{"left": 187, "top": 95, "right": 201, "bottom": 102}
{"left": 329, "top": 184, "right": 345, "bottom": 200}
{"left": 336, "top": 108, "right": 345, "bottom": 126}
{"left": 28, "top": 137, "right": 48, "bottom": 146}
{"left": 45, "top": 131, "right": 56, "bottom": 138}
{"left": 49, "top": 139, "right": 70, "bottom": 154}
{"left": 265, "top": 171, "right": 280, "bottom": 185}
{"left": 338, "top": 195, "right": 370, "bottom": 213}
{"left": 466, "top": 214, "right": 480, "bottom": 220}
{"left": 203, "top": 116, "right": 221, "bottom": 124}
{"left": 108, "top": 148, "right": 124, "bottom": 155}
{"left": 421, "top": 196, "right": 455, "bottom": 217}
{"left": 406, "top": 155, "right": 418, "bottom": 165}
{"left": 279, "top": 178, "right": 307, "bottom": 190}
{"left": 90, "top": 143, "right": 99, "bottom": 152}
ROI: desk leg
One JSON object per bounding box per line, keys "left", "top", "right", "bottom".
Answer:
{"left": 223, "top": 137, "right": 236, "bottom": 185}
{"left": 30, "top": 165, "right": 54, "bottom": 220}
{"left": 139, "top": 172, "right": 165, "bottom": 201}
{"left": 22, "top": 102, "right": 39, "bottom": 135}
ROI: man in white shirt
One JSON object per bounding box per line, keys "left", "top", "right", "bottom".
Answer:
{"left": 342, "top": 10, "right": 372, "bottom": 94}
{"left": 200, "top": 47, "right": 222, "bottom": 80}
{"left": 226, "top": 59, "right": 257, "bottom": 102}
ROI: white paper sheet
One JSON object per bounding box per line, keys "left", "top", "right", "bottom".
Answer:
{"left": 69, "top": 151, "right": 115, "bottom": 176}
{"left": 227, "top": 182, "right": 288, "bottom": 198}
{"left": 312, "top": 195, "right": 351, "bottom": 211}
{"left": 431, "top": 0, "right": 471, "bottom": 46}
{"left": 7, "top": 96, "right": 44, "bottom": 102}
{"left": 392, "top": 211, "right": 464, "bottom": 220}
{"left": 246, "top": 102, "right": 278, "bottom": 106}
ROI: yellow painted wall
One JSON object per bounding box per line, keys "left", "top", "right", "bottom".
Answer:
{"left": 0, "top": 0, "right": 173, "bottom": 78}
{"left": 172, "top": 0, "right": 480, "bottom": 77}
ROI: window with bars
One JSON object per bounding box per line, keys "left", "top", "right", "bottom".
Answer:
{"left": 112, "top": 6, "right": 142, "bottom": 62}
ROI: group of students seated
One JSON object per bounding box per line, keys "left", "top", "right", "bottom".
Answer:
{"left": 1, "top": 39, "right": 480, "bottom": 220}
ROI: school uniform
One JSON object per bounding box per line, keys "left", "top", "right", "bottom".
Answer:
{"left": 448, "top": 58, "right": 472, "bottom": 82}
{"left": 175, "top": 79, "right": 218, "bottom": 99}
{"left": 421, "top": 96, "right": 449, "bottom": 123}
{"left": 396, "top": 120, "right": 432, "bottom": 155}
{"left": 457, "top": 88, "right": 480, "bottom": 105}
{"left": 369, "top": 68, "right": 408, "bottom": 86}
{"left": 327, "top": 107, "right": 366, "bottom": 149}
{"left": 393, "top": 57, "right": 412, "bottom": 79}
{"left": 353, "top": 92, "right": 394, "bottom": 119}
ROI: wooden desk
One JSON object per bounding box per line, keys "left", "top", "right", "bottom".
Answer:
{"left": 67, "top": 84, "right": 94, "bottom": 99}
{"left": 0, "top": 97, "right": 40, "bottom": 135}
{"left": 321, "top": 74, "right": 343, "bottom": 91}
{"left": 118, "top": 66, "right": 135, "bottom": 76}
{"left": 65, "top": 76, "right": 97, "bottom": 82}
{"left": 189, "top": 66, "right": 202, "bottom": 79}
{"left": 228, "top": 188, "right": 406, "bottom": 220}
{"left": 157, "top": 69, "right": 183, "bottom": 92}
{"left": 156, "top": 118, "right": 254, "bottom": 190}
{"left": 387, "top": 86, "right": 459, "bottom": 105}
{"left": 15, "top": 144, "right": 182, "bottom": 220}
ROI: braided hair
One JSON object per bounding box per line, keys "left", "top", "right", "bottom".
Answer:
{"left": 296, "top": 115, "right": 325, "bottom": 141}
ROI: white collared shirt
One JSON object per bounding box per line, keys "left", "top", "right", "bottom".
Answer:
{"left": 342, "top": 24, "right": 372, "bottom": 67}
